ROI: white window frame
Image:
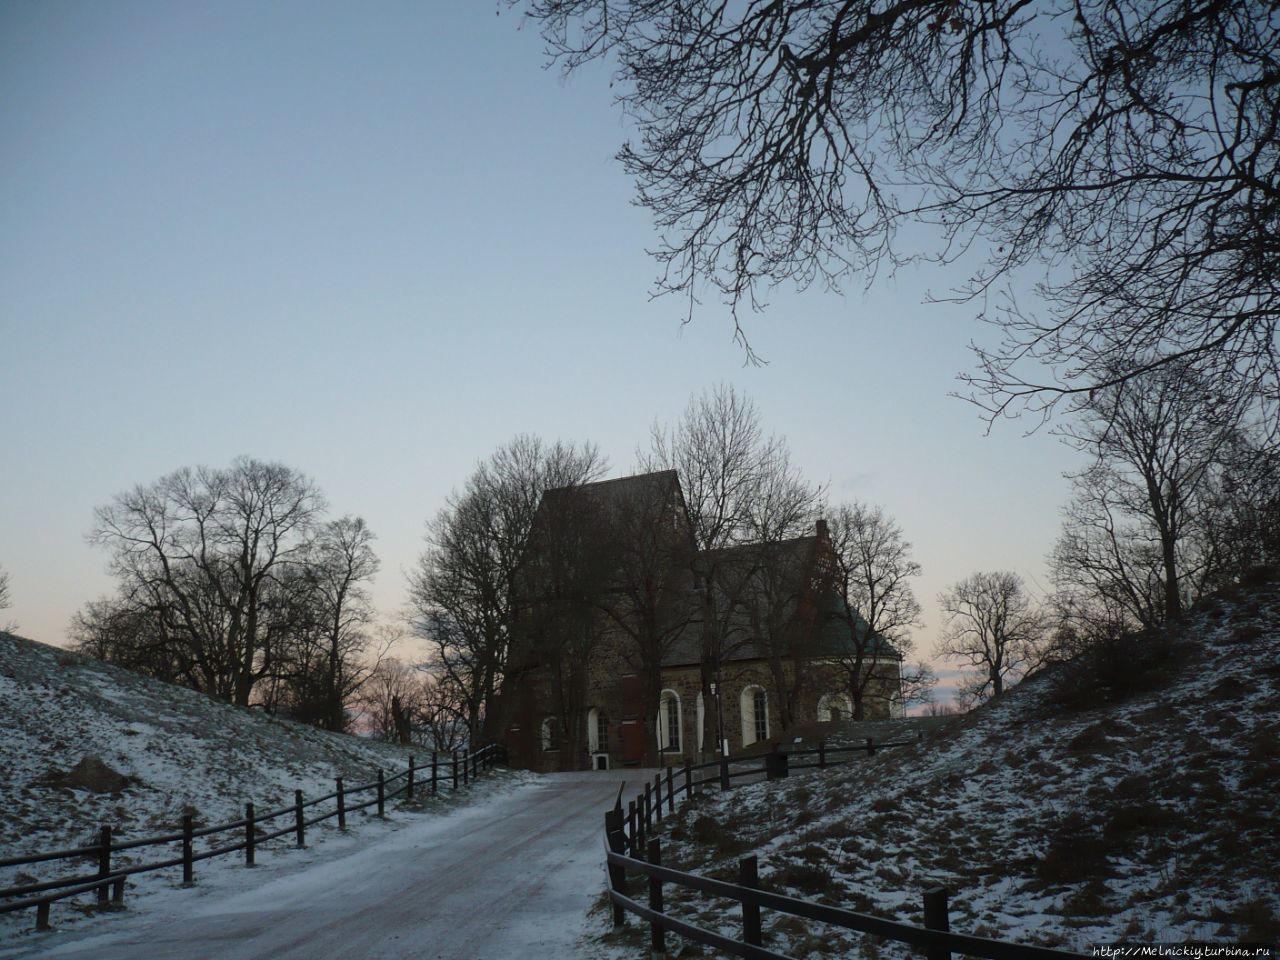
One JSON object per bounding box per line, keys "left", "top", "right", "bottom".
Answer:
{"left": 740, "top": 685, "right": 769, "bottom": 747}
{"left": 658, "top": 689, "right": 682, "bottom": 753}
{"left": 587, "top": 707, "right": 600, "bottom": 752}
{"left": 696, "top": 692, "right": 705, "bottom": 752}
{"left": 817, "top": 693, "right": 854, "bottom": 722}
{"left": 541, "top": 716, "right": 561, "bottom": 751}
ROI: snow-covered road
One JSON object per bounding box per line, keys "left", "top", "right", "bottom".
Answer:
{"left": 7, "top": 770, "right": 652, "bottom": 960}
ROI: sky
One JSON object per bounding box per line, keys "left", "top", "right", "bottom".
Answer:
{"left": 0, "top": 0, "right": 1083, "bottom": 701}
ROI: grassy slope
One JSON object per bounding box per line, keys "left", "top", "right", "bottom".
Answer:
{"left": 619, "top": 574, "right": 1280, "bottom": 957}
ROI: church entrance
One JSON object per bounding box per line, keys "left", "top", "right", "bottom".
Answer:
{"left": 620, "top": 718, "right": 646, "bottom": 765}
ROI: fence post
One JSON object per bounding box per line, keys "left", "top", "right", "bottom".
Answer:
{"left": 294, "top": 789, "right": 306, "bottom": 848}
{"left": 336, "top": 777, "right": 346, "bottom": 831}
{"left": 818, "top": 737, "right": 826, "bottom": 769}
{"left": 923, "top": 887, "right": 951, "bottom": 960}
{"left": 644, "top": 782, "right": 652, "bottom": 828}
{"left": 604, "top": 808, "right": 626, "bottom": 929}
{"left": 653, "top": 774, "right": 663, "bottom": 823}
{"left": 451, "top": 753, "right": 458, "bottom": 790}
{"left": 627, "top": 799, "right": 637, "bottom": 855}
{"left": 637, "top": 794, "right": 647, "bottom": 853}
{"left": 408, "top": 756, "right": 415, "bottom": 800}
{"left": 377, "top": 770, "right": 386, "bottom": 816}
{"left": 648, "top": 838, "right": 665, "bottom": 959}
{"left": 112, "top": 877, "right": 125, "bottom": 905}
{"left": 719, "top": 758, "right": 730, "bottom": 790}
{"left": 181, "top": 814, "right": 194, "bottom": 886}
{"left": 96, "top": 825, "right": 111, "bottom": 907}
{"left": 432, "top": 752, "right": 439, "bottom": 794}
{"left": 36, "top": 900, "right": 50, "bottom": 931}
{"left": 245, "top": 802, "right": 256, "bottom": 867}
{"left": 765, "top": 749, "right": 789, "bottom": 780}
{"left": 739, "top": 854, "right": 762, "bottom": 947}
{"left": 666, "top": 767, "right": 675, "bottom": 813}
{"left": 866, "top": 736, "right": 876, "bottom": 756}
{"left": 683, "top": 762, "right": 692, "bottom": 800}
{"left": 462, "top": 749, "right": 470, "bottom": 786}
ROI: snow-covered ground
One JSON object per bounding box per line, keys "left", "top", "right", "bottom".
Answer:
{"left": 604, "top": 573, "right": 1280, "bottom": 959}
{"left": 0, "top": 633, "right": 525, "bottom": 943}
{"left": 7, "top": 570, "right": 1278, "bottom": 960}
{"left": 1, "top": 770, "right": 653, "bottom": 960}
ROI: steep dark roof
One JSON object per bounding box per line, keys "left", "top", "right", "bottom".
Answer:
{"left": 521, "top": 469, "right": 902, "bottom": 670}
{"left": 662, "top": 534, "right": 819, "bottom": 667}
{"left": 661, "top": 535, "right": 903, "bottom": 667}
{"left": 807, "top": 595, "right": 903, "bottom": 661}
{"left": 539, "top": 469, "right": 680, "bottom": 511}
{"left": 529, "top": 470, "right": 687, "bottom": 550}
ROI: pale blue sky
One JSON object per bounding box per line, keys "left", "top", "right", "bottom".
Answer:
{"left": 0, "top": 1, "right": 1079, "bottom": 694}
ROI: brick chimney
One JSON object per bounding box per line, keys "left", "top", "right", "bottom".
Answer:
{"left": 815, "top": 518, "right": 829, "bottom": 540}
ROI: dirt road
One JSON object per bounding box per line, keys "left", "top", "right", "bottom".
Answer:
{"left": 9, "top": 770, "right": 651, "bottom": 960}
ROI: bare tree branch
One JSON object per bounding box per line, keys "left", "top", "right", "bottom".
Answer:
{"left": 520, "top": 0, "right": 1279, "bottom": 424}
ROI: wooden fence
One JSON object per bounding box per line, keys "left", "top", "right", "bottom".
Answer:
{"left": 1, "top": 742, "right": 505, "bottom": 932}
{"left": 604, "top": 739, "right": 1087, "bottom": 960}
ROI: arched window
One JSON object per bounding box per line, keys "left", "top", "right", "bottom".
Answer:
{"left": 740, "top": 685, "right": 769, "bottom": 747}
{"left": 541, "top": 716, "right": 561, "bottom": 751}
{"left": 695, "top": 692, "right": 705, "bottom": 752}
{"left": 587, "top": 708, "right": 609, "bottom": 753}
{"left": 658, "top": 689, "right": 681, "bottom": 753}
{"left": 817, "top": 693, "right": 854, "bottom": 723}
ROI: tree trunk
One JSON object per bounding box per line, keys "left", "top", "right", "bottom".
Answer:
{"left": 1161, "top": 531, "right": 1183, "bottom": 621}
{"left": 392, "top": 695, "right": 413, "bottom": 745}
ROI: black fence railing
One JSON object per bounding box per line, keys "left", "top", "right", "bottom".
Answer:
{"left": 2, "top": 742, "right": 506, "bottom": 932}
{"left": 604, "top": 738, "right": 1086, "bottom": 960}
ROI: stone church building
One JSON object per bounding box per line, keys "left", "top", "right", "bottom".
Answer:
{"left": 488, "top": 470, "right": 903, "bottom": 772}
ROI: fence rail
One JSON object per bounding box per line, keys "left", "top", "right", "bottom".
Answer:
{"left": 605, "top": 737, "right": 1086, "bottom": 960}
{"left": 1, "top": 742, "right": 505, "bottom": 932}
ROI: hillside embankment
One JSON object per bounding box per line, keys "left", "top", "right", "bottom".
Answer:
{"left": 613, "top": 571, "right": 1280, "bottom": 957}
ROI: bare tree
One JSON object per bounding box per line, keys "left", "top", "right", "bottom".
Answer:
{"left": 1041, "top": 585, "right": 1143, "bottom": 683}
{"left": 937, "top": 571, "right": 1044, "bottom": 704}
{"left": 0, "top": 565, "right": 10, "bottom": 614}
{"left": 414, "top": 672, "right": 470, "bottom": 753}
{"left": 1196, "top": 432, "right": 1280, "bottom": 585}
{"left": 273, "top": 516, "right": 381, "bottom": 731}
{"left": 1051, "top": 471, "right": 1176, "bottom": 633}
{"left": 71, "top": 595, "right": 193, "bottom": 684}
{"left": 519, "top": 0, "right": 1279, "bottom": 424}
{"left": 515, "top": 480, "right": 617, "bottom": 768}
{"left": 641, "top": 384, "right": 823, "bottom": 752}
{"left": 588, "top": 473, "right": 700, "bottom": 764}
{"left": 1055, "top": 362, "right": 1252, "bottom": 624}
{"left": 362, "top": 657, "right": 427, "bottom": 745}
{"left": 87, "top": 458, "right": 325, "bottom": 706}
{"left": 826, "top": 503, "right": 932, "bottom": 718}
{"left": 408, "top": 435, "right": 605, "bottom": 742}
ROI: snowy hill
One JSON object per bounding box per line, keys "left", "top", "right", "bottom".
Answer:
{"left": 0, "top": 634, "right": 480, "bottom": 938}
{"left": 630, "top": 569, "right": 1280, "bottom": 955}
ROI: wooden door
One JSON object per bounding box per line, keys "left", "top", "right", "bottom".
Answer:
{"left": 620, "top": 719, "right": 647, "bottom": 765}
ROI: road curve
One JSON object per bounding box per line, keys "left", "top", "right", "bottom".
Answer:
{"left": 17, "top": 770, "right": 654, "bottom": 960}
